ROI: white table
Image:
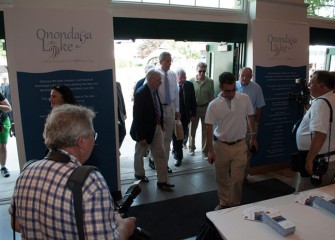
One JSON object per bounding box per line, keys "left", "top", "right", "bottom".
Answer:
{"left": 206, "top": 184, "right": 335, "bottom": 240}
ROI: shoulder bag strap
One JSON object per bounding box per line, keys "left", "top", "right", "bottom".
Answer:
{"left": 67, "top": 166, "right": 98, "bottom": 240}
{"left": 316, "top": 97, "right": 333, "bottom": 161}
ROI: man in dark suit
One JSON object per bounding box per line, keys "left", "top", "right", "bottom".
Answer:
{"left": 116, "top": 82, "right": 127, "bottom": 148}
{"left": 172, "top": 68, "right": 197, "bottom": 166}
{"left": 130, "top": 68, "right": 175, "bottom": 189}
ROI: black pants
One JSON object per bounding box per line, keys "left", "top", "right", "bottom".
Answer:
{"left": 172, "top": 121, "right": 188, "bottom": 161}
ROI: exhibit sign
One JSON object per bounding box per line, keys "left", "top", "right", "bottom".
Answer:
{"left": 4, "top": 5, "right": 120, "bottom": 192}
{"left": 251, "top": 20, "right": 309, "bottom": 166}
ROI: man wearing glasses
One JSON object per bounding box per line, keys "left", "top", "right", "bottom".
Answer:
{"left": 10, "top": 104, "right": 136, "bottom": 239}
{"left": 189, "top": 62, "right": 214, "bottom": 158}
{"left": 205, "top": 72, "right": 257, "bottom": 210}
{"left": 236, "top": 67, "right": 265, "bottom": 184}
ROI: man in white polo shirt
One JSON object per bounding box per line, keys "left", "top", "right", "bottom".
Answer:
{"left": 205, "top": 72, "right": 257, "bottom": 210}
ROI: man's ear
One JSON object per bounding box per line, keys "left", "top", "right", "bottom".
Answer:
{"left": 77, "top": 135, "right": 88, "bottom": 150}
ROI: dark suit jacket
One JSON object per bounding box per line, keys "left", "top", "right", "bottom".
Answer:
{"left": 130, "top": 83, "right": 164, "bottom": 144}
{"left": 116, "top": 82, "right": 127, "bottom": 146}
{"left": 134, "top": 77, "right": 145, "bottom": 94}
{"left": 180, "top": 80, "right": 196, "bottom": 125}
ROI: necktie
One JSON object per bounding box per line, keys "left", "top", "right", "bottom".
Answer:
{"left": 179, "top": 84, "right": 185, "bottom": 115}
{"left": 153, "top": 91, "right": 161, "bottom": 125}
{"left": 165, "top": 72, "right": 171, "bottom": 105}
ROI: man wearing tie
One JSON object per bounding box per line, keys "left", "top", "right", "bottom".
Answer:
{"left": 148, "top": 52, "right": 180, "bottom": 173}
{"left": 172, "top": 68, "right": 197, "bottom": 166}
{"left": 130, "top": 69, "right": 174, "bottom": 189}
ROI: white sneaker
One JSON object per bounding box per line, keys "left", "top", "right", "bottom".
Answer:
{"left": 189, "top": 150, "right": 195, "bottom": 156}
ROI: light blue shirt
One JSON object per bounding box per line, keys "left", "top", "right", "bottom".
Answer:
{"left": 236, "top": 80, "right": 265, "bottom": 114}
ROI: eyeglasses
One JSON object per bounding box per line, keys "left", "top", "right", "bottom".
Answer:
{"left": 198, "top": 70, "right": 206, "bottom": 73}
{"left": 91, "top": 132, "right": 98, "bottom": 141}
{"left": 223, "top": 88, "right": 236, "bottom": 93}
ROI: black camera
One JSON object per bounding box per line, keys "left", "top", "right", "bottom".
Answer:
{"left": 288, "top": 78, "right": 310, "bottom": 106}
{"left": 310, "top": 157, "right": 329, "bottom": 186}
{"left": 115, "top": 182, "right": 152, "bottom": 240}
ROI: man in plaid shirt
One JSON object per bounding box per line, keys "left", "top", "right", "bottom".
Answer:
{"left": 9, "top": 104, "right": 136, "bottom": 239}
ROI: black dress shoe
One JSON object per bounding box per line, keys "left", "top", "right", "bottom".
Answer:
{"left": 134, "top": 174, "right": 149, "bottom": 183}
{"left": 148, "top": 157, "right": 155, "bottom": 170}
{"left": 167, "top": 166, "right": 172, "bottom": 173}
{"left": 174, "top": 160, "right": 182, "bottom": 167}
{"left": 157, "top": 182, "right": 175, "bottom": 189}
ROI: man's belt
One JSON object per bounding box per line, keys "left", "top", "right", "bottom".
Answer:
{"left": 197, "top": 103, "right": 208, "bottom": 107}
{"left": 317, "top": 150, "right": 335, "bottom": 158}
{"left": 214, "top": 136, "right": 244, "bottom": 145}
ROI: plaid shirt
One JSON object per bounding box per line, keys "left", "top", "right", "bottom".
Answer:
{"left": 10, "top": 153, "right": 119, "bottom": 239}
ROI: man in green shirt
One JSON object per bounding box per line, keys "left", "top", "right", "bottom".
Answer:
{"left": 189, "top": 62, "right": 214, "bottom": 158}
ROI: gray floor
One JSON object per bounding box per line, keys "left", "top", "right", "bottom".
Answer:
{"left": 0, "top": 134, "right": 298, "bottom": 240}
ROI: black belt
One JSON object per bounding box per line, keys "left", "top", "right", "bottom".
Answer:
{"left": 214, "top": 136, "right": 244, "bottom": 145}
{"left": 197, "top": 103, "right": 208, "bottom": 107}
{"left": 317, "top": 150, "right": 335, "bottom": 158}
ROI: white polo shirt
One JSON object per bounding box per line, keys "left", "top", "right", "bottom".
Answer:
{"left": 205, "top": 92, "right": 254, "bottom": 142}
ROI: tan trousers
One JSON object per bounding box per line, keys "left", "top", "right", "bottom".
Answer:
{"left": 214, "top": 140, "right": 248, "bottom": 207}
{"left": 134, "top": 126, "right": 168, "bottom": 183}
{"left": 189, "top": 105, "right": 208, "bottom": 153}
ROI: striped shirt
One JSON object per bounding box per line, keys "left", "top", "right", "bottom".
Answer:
{"left": 9, "top": 152, "right": 119, "bottom": 240}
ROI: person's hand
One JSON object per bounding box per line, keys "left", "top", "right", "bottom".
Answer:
{"left": 119, "top": 217, "right": 137, "bottom": 239}
{"left": 175, "top": 112, "right": 181, "bottom": 120}
{"left": 208, "top": 150, "right": 215, "bottom": 164}
{"left": 305, "top": 160, "right": 314, "bottom": 175}
{"left": 249, "top": 138, "right": 258, "bottom": 152}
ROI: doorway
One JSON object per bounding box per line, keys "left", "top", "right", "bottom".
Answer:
{"left": 114, "top": 39, "right": 239, "bottom": 182}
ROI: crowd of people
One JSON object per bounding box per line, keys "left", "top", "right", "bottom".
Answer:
{"left": 6, "top": 51, "right": 335, "bottom": 239}
{"left": 130, "top": 52, "right": 335, "bottom": 211}
{"left": 130, "top": 52, "right": 266, "bottom": 210}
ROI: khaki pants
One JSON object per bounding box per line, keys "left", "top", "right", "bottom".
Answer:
{"left": 189, "top": 105, "right": 208, "bottom": 154}
{"left": 134, "top": 126, "right": 168, "bottom": 183}
{"left": 214, "top": 140, "right": 248, "bottom": 207}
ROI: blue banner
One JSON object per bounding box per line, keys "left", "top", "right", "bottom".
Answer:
{"left": 252, "top": 65, "right": 306, "bottom": 166}
{"left": 17, "top": 69, "right": 118, "bottom": 191}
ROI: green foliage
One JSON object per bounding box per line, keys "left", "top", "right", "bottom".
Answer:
{"left": 0, "top": 40, "right": 6, "bottom": 57}
{"left": 137, "top": 40, "right": 164, "bottom": 58}
{"left": 306, "top": 0, "right": 335, "bottom": 18}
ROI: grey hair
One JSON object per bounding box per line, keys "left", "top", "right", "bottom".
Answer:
{"left": 43, "top": 104, "right": 95, "bottom": 150}
{"left": 159, "top": 52, "right": 171, "bottom": 61}
{"left": 175, "top": 68, "right": 186, "bottom": 76}
{"left": 144, "top": 64, "right": 155, "bottom": 73}
{"left": 146, "top": 68, "right": 162, "bottom": 82}
{"left": 196, "top": 62, "right": 207, "bottom": 69}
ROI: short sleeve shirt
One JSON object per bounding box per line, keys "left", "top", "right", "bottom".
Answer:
{"left": 205, "top": 92, "right": 254, "bottom": 141}
{"left": 236, "top": 80, "right": 265, "bottom": 114}
{"left": 190, "top": 76, "right": 214, "bottom": 105}
{"left": 296, "top": 91, "right": 335, "bottom": 160}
